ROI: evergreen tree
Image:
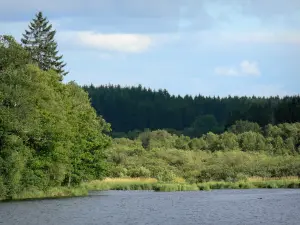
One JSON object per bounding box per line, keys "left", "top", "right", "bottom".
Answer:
{"left": 21, "top": 11, "right": 68, "bottom": 77}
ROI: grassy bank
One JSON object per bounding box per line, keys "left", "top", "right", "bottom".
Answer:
{"left": 83, "top": 177, "right": 300, "bottom": 192}
{"left": 197, "top": 177, "right": 300, "bottom": 191}
{"left": 83, "top": 177, "right": 158, "bottom": 191}
{"left": 2, "top": 177, "right": 299, "bottom": 201}
{"left": 0, "top": 186, "right": 88, "bottom": 202}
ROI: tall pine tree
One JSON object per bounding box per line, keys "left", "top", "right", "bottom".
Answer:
{"left": 21, "top": 11, "right": 68, "bottom": 77}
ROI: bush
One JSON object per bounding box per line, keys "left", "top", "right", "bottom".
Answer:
{"left": 128, "top": 167, "right": 151, "bottom": 178}
{"left": 0, "top": 177, "right": 7, "bottom": 200}
{"left": 156, "top": 170, "right": 176, "bottom": 182}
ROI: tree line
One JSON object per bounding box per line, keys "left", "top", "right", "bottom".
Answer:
{"left": 84, "top": 84, "right": 300, "bottom": 137}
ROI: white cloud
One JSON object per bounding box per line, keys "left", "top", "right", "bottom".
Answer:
{"left": 214, "top": 60, "right": 260, "bottom": 76}
{"left": 58, "top": 31, "right": 153, "bottom": 53}
{"left": 240, "top": 60, "right": 260, "bottom": 76}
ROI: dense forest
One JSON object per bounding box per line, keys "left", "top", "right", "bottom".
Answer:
{"left": 84, "top": 84, "right": 300, "bottom": 137}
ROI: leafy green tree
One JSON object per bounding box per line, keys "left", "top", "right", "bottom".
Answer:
{"left": 174, "top": 135, "right": 191, "bottom": 150}
{"left": 238, "top": 132, "right": 266, "bottom": 152}
{"left": 138, "top": 130, "right": 176, "bottom": 150}
{"left": 272, "top": 136, "right": 286, "bottom": 154}
{"left": 189, "top": 137, "right": 207, "bottom": 150}
{"left": 219, "top": 132, "right": 239, "bottom": 151}
{"left": 203, "top": 132, "right": 220, "bottom": 151}
{"left": 21, "top": 11, "right": 68, "bottom": 77}
{"left": 264, "top": 124, "right": 283, "bottom": 138}
{"left": 0, "top": 35, "right": 110, "bottom": 199}
{"left": 228, "top": 120, "right": 261, "bottom": 134}
{"left": 187, "top": 114, "right": 224, "bottom": 137}
{"left": 0, "top": 35, "right": 31, "bottom": 70}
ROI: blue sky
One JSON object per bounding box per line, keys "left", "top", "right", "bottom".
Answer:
{"left": 1, "top": 0, "right": 300, "bottom": 97}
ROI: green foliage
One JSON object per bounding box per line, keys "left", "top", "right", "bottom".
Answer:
{"left": 153, "top": 183, "right": 199, "bottom": 192}
{"left": 0, "top": 177, "right": 7, "bottom": 200}
{"left": 106, "top": 127, "right": 300, "bottom": 184}
{"left": 82, "top": 178, "right": 300, "bottom": 193}
{"left": 185, "top": 114, "right": 224, "bottom": 137}
{"left": 238, "top": 132, "right": 266, "bottom": 152}
{"left": 218, "top": 132, "right": 239, "bottom": 151}
{"left": 189, "top": 137, "right": 207, "bottom": 150}
{"left": 156, "top": 170, "right": 176, "bottom": 182}
{"left": 0, "top": 35, "right": 31, "bottom": 70}
{"left": 0, "top": 35, "right": 110, "bottom": 200}
{"left": 10, "top": 186, "right": 88, "bottom": 201}
{"left": 197, "top": 179, "right": 300, "bottom": 191}
{"left": 128, "top": 166, "right": 151, "bottom": 178}
{"left": 84, "top": 85, "right": 300, "bottom": 136}
{"left": 21, "top": 11, "right": 68, "bottom": 77}
{"left": 228, "top": 120, "right": 262, "bottom": 134}
{"left": 83, "top": 178, "right": 157, "bottom": 191}
{"left": 138, "top": 129, "right": 176, "bottom": 150}
{"left": 174, "top": 135, "right": 191, "bottom": 150}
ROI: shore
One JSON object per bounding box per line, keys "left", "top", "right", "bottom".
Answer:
{"left": 1, "top": 177, "right": 300, "bottom": 201}
{"left": 83, "top": 177, "right": 300, "bottom": 192}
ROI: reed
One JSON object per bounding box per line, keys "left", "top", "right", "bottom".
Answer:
{"left": 247, "top": 176, "right": 299, "bottom": 182}
{"left": 83, "top": 177, "right": 158, "bottom": 191}
{"left": 3, "top": 177, "right": 299, "bottom": 201}
{"left": 153, "top": 183, "right": 199, "bottom": 192}
{"left": 7, "top": 186, "right": 88, "bottom": 201}
{"left": 197, "top": 178, "right": 300, "bottom": 191}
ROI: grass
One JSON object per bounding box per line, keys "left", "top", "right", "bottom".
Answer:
{"left": 83, "top": 177, "right": 158, "bottom": 191}
{"left": 153, "top": 183, "right": 199, "bottom": 192}
{"left": 197, "top": 177, "right": 300, "bottom": 191}
{"left": 83, "top": 177, "right": 199, "bottom": 192}
{"left": 83, "top": 177, "right": 300, "bottom": 192}
{"left": 1, "top": 186, "right": 88, "bottom": 202}
{"left": 2, "top": 177, "right": 299, "bottom": 201}
{"left": 248, "top": 176, "right": 299, "bottom": 182}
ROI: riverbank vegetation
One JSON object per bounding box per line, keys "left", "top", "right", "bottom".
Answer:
{"left": 105, "top": 126, "right": 300, "bottom": 183}
{"left": 0, "top": 13, "right": 111, "bottom": 201}
{"left": 1, "top": 11, "right": 300, "bottom": 201}
{"left": 86, "top": 177, "right": 300, "bottom": 192}
{"left": 3, "top": 176, "right": 299, "bottom": 201}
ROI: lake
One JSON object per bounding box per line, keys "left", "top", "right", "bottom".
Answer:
{"left": 1, "top": 189, "right": 300, "bottom": 225}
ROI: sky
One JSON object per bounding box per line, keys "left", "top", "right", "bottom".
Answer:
{"left": 1, "top": 0, "right": 300, "bottom": 97}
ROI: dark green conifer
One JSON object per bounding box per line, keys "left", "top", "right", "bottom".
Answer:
{"left": 21, "top": 11, "right": 68, "bottom": 77}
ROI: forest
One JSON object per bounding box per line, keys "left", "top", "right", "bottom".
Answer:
{"left": 1, "top": 12, "right": 300, "bottom": 201}
{"left": 84, "top": 84, "right": 300, "bottom": 138}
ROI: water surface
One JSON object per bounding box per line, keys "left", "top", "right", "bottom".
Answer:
{"left": 1, "top": 189, "right": 300, "bottom": 225}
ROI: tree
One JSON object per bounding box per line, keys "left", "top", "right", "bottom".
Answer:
{"left": 186, "top": 114, "right": 224, "bottom": 137}
{"left": 0, "top": 35, "right": 31, "bottom": 70}
{"left": 21, "top": 11, "right": 68, "bottom": 78}
{"left": 0, "top": 34, "right": 110, "bottom": 199}
{"left": 83, "top": 84, "right": 300, "bottom": 137}
{"left": 228, "top": 120, "right": 261, "bottom": 134}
